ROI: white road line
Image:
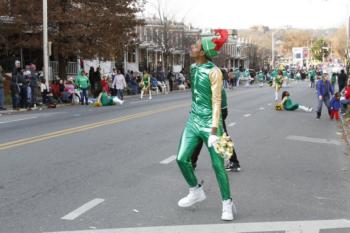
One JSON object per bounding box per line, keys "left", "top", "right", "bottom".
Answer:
{"left": 160, "top": 155, "right": 177, "bottom": 164}
{"left": 286, "top": 135, "right": 342, "bottom": 146}
{"left": 244, "top": 114, "right": 251, "bottom": 117}
{"left": 61, "top": 198, "right": 105, "bottom": 220}
{"left": 259, "top": 107, "right": 265, "bottom": 110}
{"left": 267, "top": 103, "right": 272, "bottom": 106}
{"left": 228, "top": 122, "right": 236, "bottom": 127}
{"left": 0, "top": 116, "right": 37, "bottom": 124}
{"left": 46, "top": 219, "right": 350, "bottom": 233}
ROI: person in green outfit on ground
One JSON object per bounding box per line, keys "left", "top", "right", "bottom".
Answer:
{"left": 280, "top": 91, "right": 312, "bottom": 112}
{"left": 96, "top": 91, "right": 124, "bottom": 106}
{"left": 176, "top": 29, "right": 236, "bottom": 221}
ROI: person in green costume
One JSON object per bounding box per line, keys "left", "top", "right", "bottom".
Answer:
{"left": 273, "top": 70, "right": 284, "bottom": 101}
{"left": 96, "top": 91, "right": 124, "bottom": 106}
{"left": 308, "top": 68, "right": 316, "bottom": 88}
{"left": 140, "top": 71, "right": 152, "bottom": 100}
{"left": 330, "top": 73, "right": 337, "bottom": 90}
{"left": 280, "top": 91, "right": 312, "bottom": 112}
{"left": 257, "top": 71, "right": 264, "bottom": 87}
{"left": 191, "top": 86, "right": 241, "bottom": 172}
{"left": 176, "top": 29, "right": 236, "bottom": 221}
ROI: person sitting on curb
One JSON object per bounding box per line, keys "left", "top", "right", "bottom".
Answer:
{"left": 62, "top": 80, "right": 75, "bottom": 103}
{"left": 280, "top": 91, "right": 312, "bottom": 112}
{"left": 340, "top": 78, "right": 350, "bottom": 116}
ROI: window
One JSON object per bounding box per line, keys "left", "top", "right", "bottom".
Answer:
{"left": 128, "top": 47, "right": 136, "bottom": 63}
{"left": 146, "top": 28, "right": 151, "bottom": 42}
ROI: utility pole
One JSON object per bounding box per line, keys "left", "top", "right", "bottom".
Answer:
{"left": 43, "top": 0, "right": 49, "bottom": 90}
{"left": 271, "top": 32, "right": 275, "bottom": 68}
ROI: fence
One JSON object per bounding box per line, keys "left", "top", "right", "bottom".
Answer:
{"left": 49, "top": 61, "right": 78, "bottom": 79}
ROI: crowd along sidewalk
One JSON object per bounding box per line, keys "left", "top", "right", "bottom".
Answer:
{"left": 0, "top": 89, "right": 190, "bottom": 116}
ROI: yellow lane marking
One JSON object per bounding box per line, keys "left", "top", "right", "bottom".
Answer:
{"left": 0, "top": 103, "right": 189, "bottom": 150}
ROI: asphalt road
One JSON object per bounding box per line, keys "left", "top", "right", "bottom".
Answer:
{"left": 0, "top": 81, "right": 349, "bottom": 233}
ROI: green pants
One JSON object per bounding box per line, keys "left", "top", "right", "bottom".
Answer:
{"left": 176, "top": 115, "right": 231, "bottom": 200}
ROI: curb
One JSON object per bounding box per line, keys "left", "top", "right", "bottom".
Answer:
{"left": 0, "top": 90, "right": 190, "bottom": 116}
{"left": 0, "top": 103, "right": 73, "bottom": 116}
{"left": 340, "top": 116, "right": 350, "bottom": 152}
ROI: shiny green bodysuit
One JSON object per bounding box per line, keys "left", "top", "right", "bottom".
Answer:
{"left": 283, "top": 97, "right": 299, "bottom": 111}
{"left": 176, "top": 62, "right": 231, "bottom": 200}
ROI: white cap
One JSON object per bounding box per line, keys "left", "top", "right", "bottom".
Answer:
{"left": 15, "top": 60, "right": 20, "bottom": 65}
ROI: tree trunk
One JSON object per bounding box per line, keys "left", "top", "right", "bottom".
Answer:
{"left": 58, "top": 52, "right": 67, "bottom": 80}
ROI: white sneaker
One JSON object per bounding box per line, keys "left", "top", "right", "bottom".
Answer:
{"left": 178, "top": 185, "right": 206, "bottom": 207}
{"left": 221, "top": 199, "right": 237, "bottom": 221}
{"left": 149, "top": 96, "right": 152, "bottom": 100}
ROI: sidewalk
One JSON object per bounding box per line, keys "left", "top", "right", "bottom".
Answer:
{"left": 341, "top": 111, "right": 350, "bottom": 152}
{"left": 0, "top": 89, "right": 189, "bottom": 116}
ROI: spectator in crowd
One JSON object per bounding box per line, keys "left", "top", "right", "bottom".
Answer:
{"left": 316, "top": 73, "right": 334, "bottom": 119}
{"left": 11, "top": 60, "right": 23, "bottom": 110}
{"left": 128, "top": 71, "right": 139, "bottom": 95}
{"left": 167, "top": 71, "right": 174, "bottom": 92}
{"left": 330, "top": 92, "right": 341, "bottom": 121}
{"left": 40, "top": 79, "right": 49, "bottom": 104}
{"left": 50, "top": 80, "right": 62, "bottom": 104}
{"left": 89, "top": 66, "right": 95, "bottom": 95}
{"left": 101, "top": 75, "right": 110, "bottom": 94}
{"left": 340, "top": 78, "right": 350, "bottom": 115}
{"left": 338, "top": 69, "right": 347, "bottom": 92}
{"left": 150, "top": 74, "right": 159, "bottom": 95}
{"left": 29, "top": 64, "right": 39, "bottom": 108}
{"left": 113, "top": 69, "right": 127, "bottom": 100}
{"left": 62, "top": 80, "right": 75, "bottom": 103}
{"left": 76, "top": 69, "right": 90, "bottom": 105}
{"left": 94, "top": 67, "right": 102, "bottom": 97}
{"left": 0, "top": 65, "right": 6, "bottom": 110}
{"left": 21, "top": 70, "right": 31, "bottom": 108}
{"left": 228, "top": 69, "right": 234, "bottom": 89}
{"left": 221, "top": 67, "right": 228, "bottom": 89}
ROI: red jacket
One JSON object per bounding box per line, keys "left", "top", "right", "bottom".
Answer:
{"left": 344, "top": 86, "right": 350, "bottom": 99}
{"left": 101, "top": 80, "right": 109, "bottom": 93}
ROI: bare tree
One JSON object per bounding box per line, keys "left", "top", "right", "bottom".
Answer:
{"left": 0, "top": 0, "right": 143, "bottom": 77}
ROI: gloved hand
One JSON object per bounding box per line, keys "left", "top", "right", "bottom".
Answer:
{"left": 208, "top": 135, "right": 219, "bottom": 148}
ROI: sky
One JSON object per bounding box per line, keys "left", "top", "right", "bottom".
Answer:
{"left": 143, "top": 0, "right": 350, "bottom": 29}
